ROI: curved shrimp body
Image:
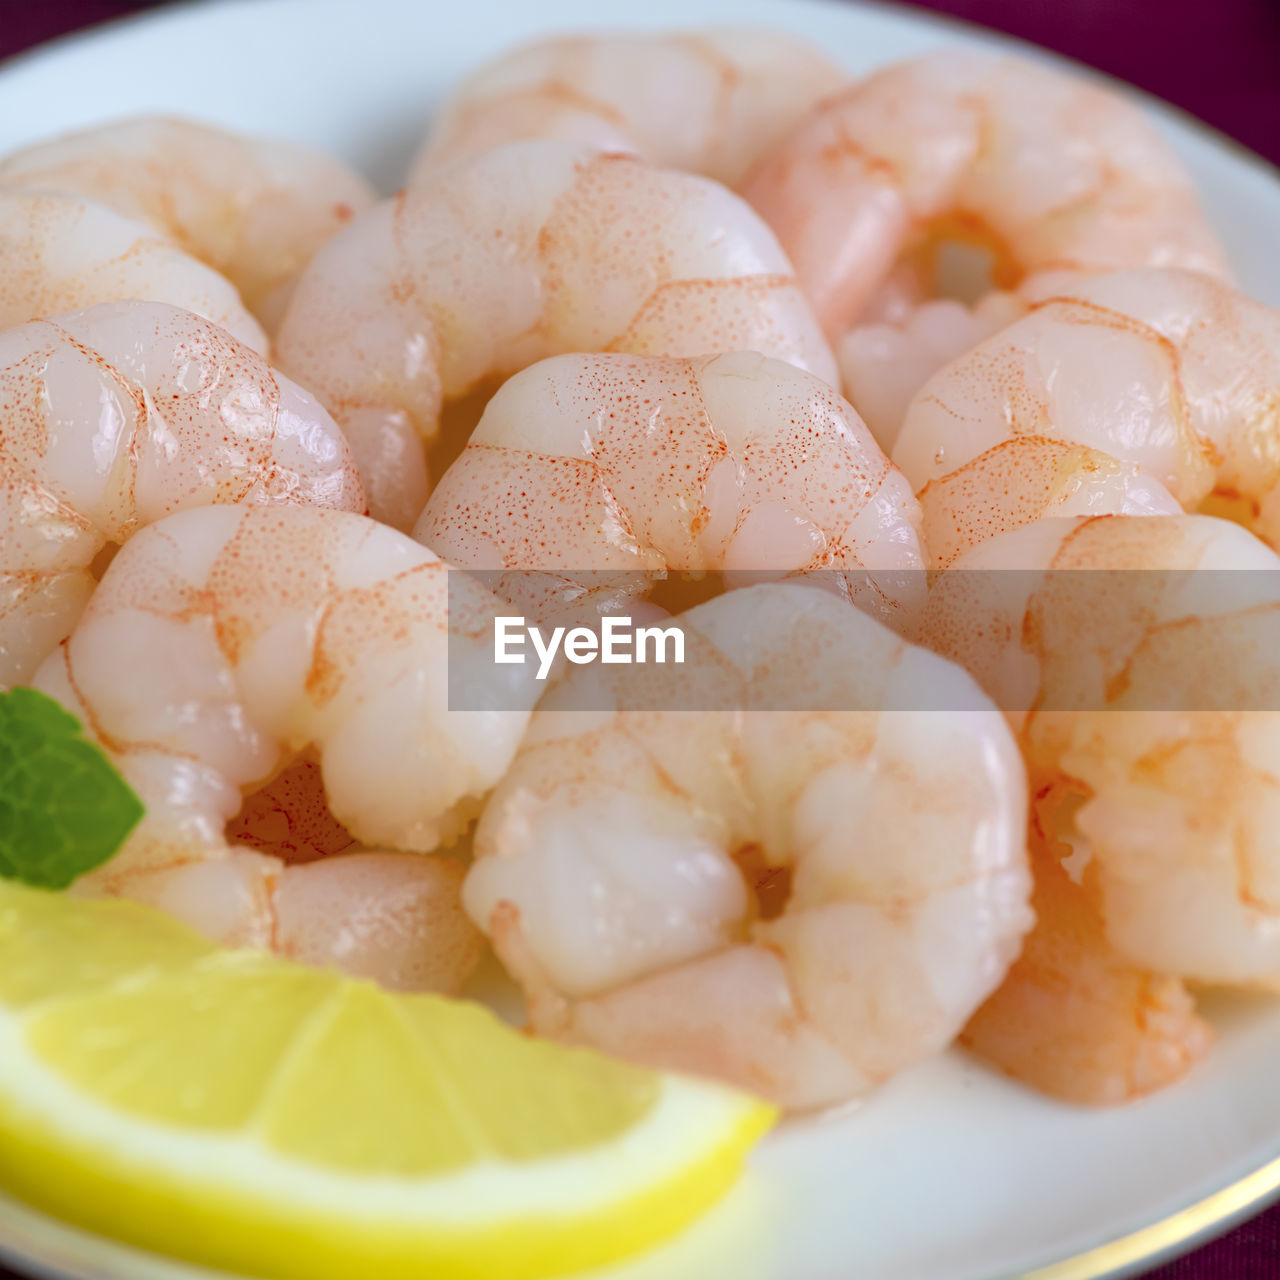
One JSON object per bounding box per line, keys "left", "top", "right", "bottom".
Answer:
{"left": 29, "top": 503, "right": 538, "bottom": 990}
{"left": 960, "top": 830, "right": 1214, "bottom": 1106}
{"left": 413, "top": 28, "right": 847, "bottom": 188}
{"left": 839, "top": 292, "right": 1025, "bottom": 454}
{"left": 0, "top": 189, "right": 268, "bottom": 353}
{"left": 0, "top": 300, "right": 364, "bottom": 686}
{"left": 417, "top": 351, "right": 924, "bottom": 627}
{"left": 0, "top": 117, "right": 376, "bottom": 329}
{"left": 894, "top": 270, "right": 1280, "bottom": 565}
{"left": 463, "top": 582, "right": 1031, "bottom": 1109}
{"left": 275, "top": 141, "right": 838, "bottom": 531}
{"left": 922, "top": 513, "right": 1280, "bottom": 988}
{"left": 742, "top": 50, "right": 1230, "bottom": 341}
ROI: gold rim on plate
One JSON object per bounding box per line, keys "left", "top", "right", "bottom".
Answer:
{"left": 4, "top": 1150, "right": 1280, "bottom": 1280}
{"left": 1020, "top": 1152, "right": 1280, "bottom": 1278}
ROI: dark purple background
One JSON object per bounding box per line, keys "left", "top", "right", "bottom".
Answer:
{"left": 1, "top": 2, "right": 1278, "bottom": 1278}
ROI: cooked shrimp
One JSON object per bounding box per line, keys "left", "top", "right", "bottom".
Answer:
{"left": 0, "top": 300, "right": 364, "bottom": 687}
{"left": 742, "top": 50, "right": 1230, "bottom": 341}
{"left": 839, "top": 292, "right": 1024, "bottom": 453}
{"left": 463, "top": 581, "right": 1031, "bottom": 1109}
{"left": 0, "top": 117, "right": 376, "bottom": 329}
{"left": 922, "top": 513, "right": 1280, "bottom": 989}
{"left": 0, "top": 189, "right": 267, "bottom": 353}
{"left": 412, "top": 28, "right": 846, "bottom": 188}
{"left": 221, "top": 754, "right": 484, "bottom": 989}
{"left": 894, "top": 269, "right": 1280, "bottom": 565}
{"left": 960, "top": 828, "right": 1214, "bottom": 1105}
{"left": 418, "top": 351, "right": 924, "bottom": 627}
{"left": 30, "top": 503, "right": 540, "bottom": 991}
{"left": 275, "top": 141, "right": 837, "bottom": 530}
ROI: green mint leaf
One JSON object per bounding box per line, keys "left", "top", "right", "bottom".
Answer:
{"left": 0, "top": 687, "right": 144, "bottom": 889}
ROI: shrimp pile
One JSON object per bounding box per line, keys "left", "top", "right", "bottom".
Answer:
{"left": 0, "top": 189, "right": 266, "bottom": 351}
{"left": 4, "top": 24, "right": 1277, "bottom": 1117}
{"left": 0, "top": 117, "right": 376, "bottom": 329}
{"left": 464, "top": 582, "right": 1031, "bottom": 1109}
{"left": 741, "top": 49, "right": 1231, "bottom": 446}
{"left": 31, "top": 503, "right": 539, "bottom": 991}
{"left": 923, "top": 514, "right": 1280, "bottom": 1102}
{"left": 839, "top": 292, "right": 1026, "bottom": 454}
{"left": 0, "top": 300, "right": 363, "bottom": 685}
{"left": 894, "top": 269, "right": 1280, "bottom": 565}
{"left": 275, "top": 140, "right": 836, "bottom": 530}
{"left": 413, "top": 29, "right": 846, "bottom": 187}
{"left": 743, "top": 49, "right": 1230, "bottom": 341}
{"left": 418, "top": 350, "right": 924, "bottom": 627}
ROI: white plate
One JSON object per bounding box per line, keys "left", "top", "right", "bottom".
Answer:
{"left": 2, "top": 3, "right": 1280, "bottom": 1279}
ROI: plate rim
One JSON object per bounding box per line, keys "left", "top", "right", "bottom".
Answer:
{"left": 1020, "top": 1150, "right": 1280, "bottom": 1279}
{"left": 0, "top": 3, "right": 1278, "bottom": 1279}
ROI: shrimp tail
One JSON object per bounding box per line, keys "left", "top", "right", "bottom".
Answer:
{"left": 961, "top": 835, "right": 1214, "bottom": 1105}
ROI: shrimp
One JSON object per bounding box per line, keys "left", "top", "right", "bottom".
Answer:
{"left": 960, "top": 829, "right": 1214, "bottom": 1106}
{"left": 30, "top": 503, "right": 541, "bottom": 991}
{"left": 894, "top": 269, "right": 1280, "bottom": 565}
{"left": 920, "top": 514, "right": 1280, "bottom": 1104}
{"left": 0, "top": 117, "right": 376, "bottom": 330}
{"left": 838, "top": 292, "right": 1025, "bottom": 454}
{"left": 742, "top": 50, "right": 1230, "bottom": 341}
{"left": 0, "top": 189, "right": 267, "bottom": 353}
{"left": 275, "top": 141, "right": 837, "bottom": 531}
{"left": 0, "top": 300, "right": 364, "bottom": 687}
{"left": 417, "top": 351, "right": 925, "bottom": 628}
{"left": 412, "top": 28, "right": 846, "bottom": 188}
{"left": 463, "top": 581, "right": 1032, "bottom": 1109}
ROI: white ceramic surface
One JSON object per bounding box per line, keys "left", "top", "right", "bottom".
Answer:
{"left": 1, "top": 3, "right": 1279, "bottom": 1279}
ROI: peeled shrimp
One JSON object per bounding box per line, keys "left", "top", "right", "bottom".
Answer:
{"left": 894, "top": 269, "right": 1280, "bottom": 565}
{"left": 0, "top": 189, "right": 266, "bottom": 352}
{"left": 464, "top": 581, "right": 1031, "bottom": 1109}
{"left": 0, "top": 117, "right": 376, "bottom": 329}
{"left": 839, "top": 292, "right": 1025, "bottom": 454}
{"left": 742, "top": 50, "right": 1230, "bottom": 341}
{"left": 31, "top": 503, "right": 540, "bottom": 990}
{"left": 923, "top": 514, "right": 1280, "bottom": 993}
{"left": 961, "top": 829, "right": 1213, "bottom": 1106}
{"left": 0, "top": 300, "right": 363, "bottom": 686}
{"left": 275, "top": 141, "right": 837, "bottom": 530}
{"left": 412, "top": 28, "right": 846, "bottom": 188}
{"left": 418, "top": 351, "right": 924, "bottom": 627}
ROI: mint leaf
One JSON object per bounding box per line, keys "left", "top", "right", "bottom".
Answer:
{"left": 0, "top": 687, "right": 144, "bottom": 889}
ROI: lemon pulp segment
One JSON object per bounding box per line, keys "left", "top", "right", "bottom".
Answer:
{"left": 0, "top": 882, "right": 775, "bottom": 1279}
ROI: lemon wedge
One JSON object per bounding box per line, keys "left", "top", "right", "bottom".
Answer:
{"left": 0, "top": 881, "right": 775, "bottom": 1279}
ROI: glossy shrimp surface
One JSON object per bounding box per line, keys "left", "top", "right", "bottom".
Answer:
{"left": 742, "top": 50, "right": 1229, "bottom": 341}
{"left": 0, "top": 189, "right": 267, "bottom": 352}
{"left": 31, "top": 503, "right": 540, "bottom": 991}
{"left": 418, "top": 351, "right": 925, "bottom": 627}
{"left": 413, "top": 28, "right": 846, "bottom": 188}
{"left": 924, "top": 514, "right": 1280, "bottom": 989}
{"left": 275, "top": 141, "right": 837, "bottom": 530}
{"left": 894, "top": 270, "right": 1280, "bottom": 565}
{"left": 0, "top": 117, "right": 376, "bottom": 329}
{"left": 961, "top": 828, "right": 1214, "bottom": 1106}
{"left": 839, "top": 292, "right": 1025, "bottom": 455}
{"left": 0, "top": 300, "right": 363, "bottom": 686}
{"left": 464, "top": 582, "right": 1031, "bottom": 1109}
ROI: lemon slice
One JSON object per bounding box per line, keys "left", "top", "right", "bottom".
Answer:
{"left": 0, "top": 882, "right": 774, "bottom": 1279}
